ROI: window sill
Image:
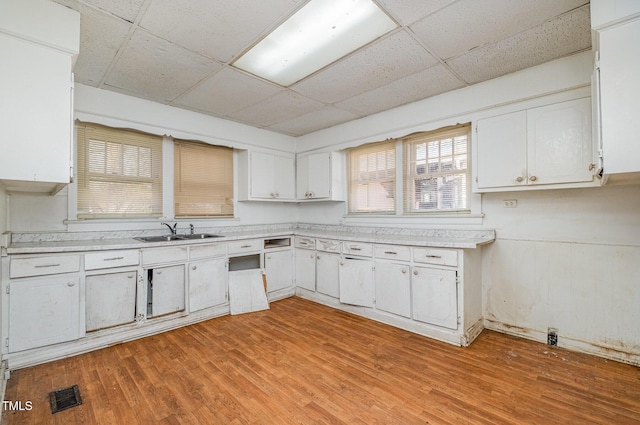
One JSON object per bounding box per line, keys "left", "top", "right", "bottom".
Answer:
{"left": 64, "top": 217, "right": 241, "bottom": 232}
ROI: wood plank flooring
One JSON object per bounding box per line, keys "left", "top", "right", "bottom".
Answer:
{"left": 3, "top": 297, "right": 640, "bottom": 424}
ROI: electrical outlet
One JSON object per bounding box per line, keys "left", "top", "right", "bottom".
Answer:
{"left": 547, "top": 328, "right": 558, "bottom": 346}
{"left": 503, "top": 199, "right": 517, "bottom": 208}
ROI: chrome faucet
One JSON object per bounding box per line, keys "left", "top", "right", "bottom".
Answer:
{"left": 161, "top": 222, "right": 177, "bottom": 235}
{"left": 190, "top": 224, "right": 195, "bottom": 235}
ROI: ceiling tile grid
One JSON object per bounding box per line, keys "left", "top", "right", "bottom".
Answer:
{"left": 51, "top": 0, "right": 591, "bottom": 137}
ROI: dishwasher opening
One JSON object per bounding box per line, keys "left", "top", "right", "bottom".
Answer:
{"left": 228, "top": 254, "right": 261, "bottom": 271}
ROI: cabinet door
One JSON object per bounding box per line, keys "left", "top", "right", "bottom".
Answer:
{"left": 295, "top": 249, "right": 316, "bottom": 291}
{"left": 412, "top": 266, "right": 457, "bottom": 329}
{"left": 476, "top": 111, "right": 527, "bottom": 189}
{"left": 86, "top": 271, "right": 137, "bottom": 331}
{"left": 599, "top": 18, "right": 640, "bottom": 175}
{"left": 151, "top": 265, "right": 185, "bottom": 317}
{"left": 339, "top": 258, "right": 374, "bottom": 307}
{"left": 9, "top": 275, "right": 80, "bottom": 352}
{"left": 297, "top": 153, "right": 331, "bottom": 199}
{"left": 527, "top": 98, "right": 593, "bottom": 185}
{"left": 374, "top": 262, "right": 411, "bottom": 318}
{"left": 273, "top": 155, "right": 296, "bottom": 200}
{"left": 316, "top": 252, "right": 340, "bottom": 298}
{"left": 0, "top": 35, "right": 72, "bottom": 184}
{"left": 265, "top": 250, "right": 293, "bottom": 293}
{"left": 189, "top": 258, "right": 228, "bottom": 313}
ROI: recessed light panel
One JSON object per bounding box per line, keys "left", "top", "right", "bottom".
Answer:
{"left": 233, "top": 0, "right": 397, "bottom": 86}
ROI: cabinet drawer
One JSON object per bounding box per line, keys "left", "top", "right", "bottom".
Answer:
{"left": 413, "top": 247, "right": 458, "bottom": 267}
{"left": 374, "top": 244, "right": 411, "bottom": 261}
{"left": 227, "top": 239, "right": 262, "bottom": 255}
{"left": 190, "top": 243, "right": 226, "bottom": 260}
{"left": 85, "top": 250, "right": 139, "bottom": 270}
{"left": 316, "top": 239, "right": 341, "bottom": 253}
{"left": 343, "top": 242, "right": 373, "bottom": 257}
{"left": 10, "top": 255, "right": 80, "bottom": 278}
{"left": 294, "top": 237, "right": 316, "bottom": 250}
{"left": 141, "top": 246, "right": 188, "bottom": 266}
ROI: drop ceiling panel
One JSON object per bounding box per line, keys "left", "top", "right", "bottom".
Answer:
{"left": 138, "top": 0, "right": 300, "bottom": 63}
{"left": 447, "top": 5, "right": 591, "bottom": 84}
{"left": 292, "top": 31, "right": 439, "bottom": 104}
{"left": 58, "top": 2, "right": 131, "bottom": 86}
{"left": 336, "top": 64, "right": 465, "bottom": 117}
{"left": 104, "top": 29, "right": 222, "bottom": 102}
{"left": 228, "top": 91, "right": 324, "bottom": 128}
{"left": 175, "top": 68, "right": 283, "bottom": 117}
{"left": 269, "top": 106, "right": 361, "bottom": 136}
{"left": 377, "top": 0, "right": 456, "bottom": 26}
{"left": 410, "top": 0, "right": 589, "bottom": 60}
{"left": 57, "top": 0, "right": 147, "bottom": 23}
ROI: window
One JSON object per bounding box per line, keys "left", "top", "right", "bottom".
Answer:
{"left": 174, "top": 140, "right": 233, "bottom": 217}
{"left": 347, "top": 140, "right": 396, "bottom": 213}
{"left": 403, "top": 125, "right": 470, "bottom": 213}
{"left": 77, "top": 122, "right": 163, "bottom": 218}
{"left": 347, "top": 123, "right": 471, "bottom": 215}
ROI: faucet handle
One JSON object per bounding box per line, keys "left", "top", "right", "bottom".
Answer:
{"left": 189, "top": 224, "right": 195, "bottom": 235}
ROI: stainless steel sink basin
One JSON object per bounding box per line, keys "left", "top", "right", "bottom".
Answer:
{"left": 135, "top": 235, "right": 187, "bottom": 242}
{"left": 134, "top": 233, "right": 223, "bottom": 242}
{"left": 180, "top": 233, "right": 224, "bottom": 239}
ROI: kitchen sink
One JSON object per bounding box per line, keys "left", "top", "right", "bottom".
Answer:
{"left": 180, "top": 233, "right": 224, "bottom": 239}
{"left": 134, "top": 234, "right": 223, "bottom": 242}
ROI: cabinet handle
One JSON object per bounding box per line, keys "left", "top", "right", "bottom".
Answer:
{"left": 311, "top": 254, "right": 315, "bottom": 259}
{"left": 192, "top": 266, "right": 197, "bottom": 270}
{"left": 241, "top": 245, "right": 252, "bottom": 248}
{"left": 340, "top": 261, "right": 344, "bottom": 266}
{"left": 413, "top": 270, "right": 418, "bottom": 276}
{"left": 35, "top": 263, "right": 61, "bottom": 268}
{"left": 104, "top": 256, "right": 124, "bottom": 261}
{"left": 67, "top": 281, "right": 76, "bottom": 287}
{"left": 309, "top": 192, "right": 314, "bottom": 198}
{"left": 515, "top": 176, "right": 524, "bottom": 183}
{"left": 350, "top": 247, "right": 362, "bottom": 251}
{"left": 127, "top": 274, "right": 134, "bottom": 279}
{"left": 529, "top": 175, "right": 537, "bottom": 182}
{"left": 426, "top": 255, "right": 442, "bottom": 259}
{"left": 402, "top": 268, "right": 407, "bottom": 274}
{"left": 384, "top": 251, "right": 397, "bottom": 255}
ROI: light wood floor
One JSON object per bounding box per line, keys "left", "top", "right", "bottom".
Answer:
{"left": 3, "top": 297, "right": 640, "bottom": 424}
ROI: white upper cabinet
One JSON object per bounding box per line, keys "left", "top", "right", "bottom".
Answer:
{"left": 475, "top": 97, "right": 595, "bottom": 192}
{"left": 296, "top": 152, "right": 345, "bottom": 201}
{"left": 238, "top": 151, "right": 296, "bottom": 201}
{"left": 592, "top": 1, "right": 640, "bottom": 181}
{"left": 0, "top": 1, "right": 79, "bottom": 192}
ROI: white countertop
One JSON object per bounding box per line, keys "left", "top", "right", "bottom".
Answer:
{"left": 4, "top": 224, "right": 495, "bottom": 254}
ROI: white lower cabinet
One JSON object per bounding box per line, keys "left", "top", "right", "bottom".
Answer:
{"left": 149, "top": 265, "right": 185, "bottom": 317}
{"left": 412, "top": 266, "right": 458, "bottom": 329}
{"left": 316, "top": 252, "right": 340, "bottom": 298}
{"left": 188, "top": 258, "right": 228, "bottom": 313}
{"left": 86, "top": 271, "right": 137, "bottom": 331}
{"left": 374, "top": 261, "right": 411, "bottom": 318}
{"left": 9, "top": 274, "right": 81, "bottom": 352}
{"left": 339, "top": 257, "right": 374, "bottom": 307}
{"left": 295, "top": 248, "right": 316, "bottom": 291}
{"left": 265, "top": 249, "right": 293, "bottom": 294}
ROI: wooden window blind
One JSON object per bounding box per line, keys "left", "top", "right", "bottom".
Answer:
{"left": 76, "top": 122, "right": 163, "bottom": 219}
{"left": 347, "top": 140, "right": 396, "bottom": 214}
{"left": 402, "top": 124, "right": 470, "bottom": 213}
{"left": 174, "top": 140, "right": 234, "bottom": 217}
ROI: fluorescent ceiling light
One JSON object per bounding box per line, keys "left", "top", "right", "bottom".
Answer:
{"left": 232, "top": 0, "right": 397, "bottom": 87}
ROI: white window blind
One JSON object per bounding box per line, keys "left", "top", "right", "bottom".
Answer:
{"left": 347, "top": 140, "right": 396, "bottom": 213}
{"left": 403, "top": 124, "right": 470, "bottom": 213}
{"left": 174, "top": 140, "right": 234, "bottom": 217}
{"left": 77, "top": 122, "right": 163, "bottom": 219}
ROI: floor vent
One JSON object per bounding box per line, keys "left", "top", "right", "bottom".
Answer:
{"left": 49, "top": 385, "right": 82, "bottom": 414}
